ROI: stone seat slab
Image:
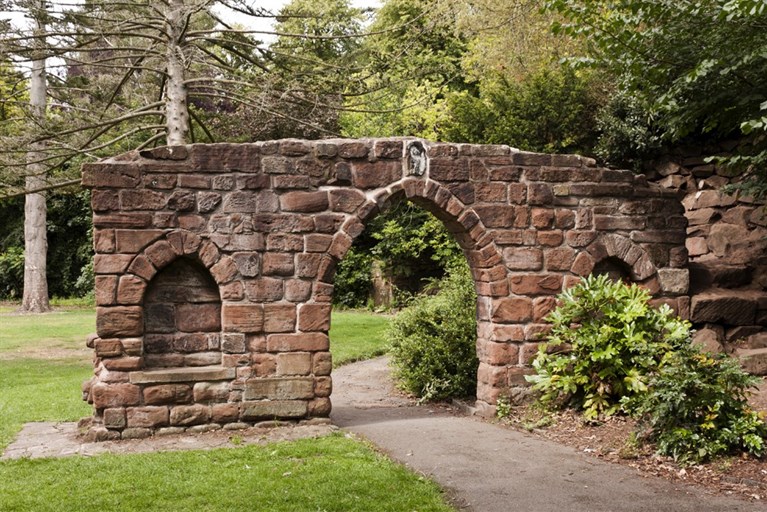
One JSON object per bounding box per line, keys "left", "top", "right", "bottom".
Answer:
{"left": 130, "top": 366, "right": 235, "bottom": 384}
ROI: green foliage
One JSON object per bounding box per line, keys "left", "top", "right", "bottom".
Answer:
{"left": 626, "top": 346, "right": 767, "bottom": 464}
{"left": 440, "top": 67, "right": 601, "bottom": 155}
{"left": 547, "top": 0, "right": 767, "bottom": 191}
{"left": 387, "top": 262, "right": 478, "bottom": 401}
{"left": 526, "top": 274, "right": 691, "bottom": 420}
{"left": 0, "top": 246, "right": 23, "bottom": 298}
{"left": 333, "top": 246, "right": 374, "bottom": 309}
{"left": 594, "top": 91, "right": 663, "bottom": 170}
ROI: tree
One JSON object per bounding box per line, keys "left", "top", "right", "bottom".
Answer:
{"left": 546, "top": 0, "right": 767, "bottom": 193}
{"left": 0, "top": 0, "right": 369, "bottom": 307}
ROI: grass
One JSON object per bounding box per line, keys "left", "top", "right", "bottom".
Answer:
{"left": 329, "top": 310, "right": 391, "bottom": 366}
{"left": 0, "top": 358, "right": 92, "bottom": 448}
{"left": 0, "top": 433, "right": 453, "bottom": 512}
{"left": 0, "top": 308, "right": 96, "bottom": 354}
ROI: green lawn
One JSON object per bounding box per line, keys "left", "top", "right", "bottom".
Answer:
{"left": 0, "top": 307, "right": 443, "bottom": 512}
{"left": 0, "top": 434, "right": 453, "bottom": 512}
{"left": 329, "top": 310, "right": 391, "bottom": 366}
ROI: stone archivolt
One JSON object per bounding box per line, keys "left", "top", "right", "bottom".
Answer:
{"left": 82, "top": 138, "right": 689, "bottom": 439}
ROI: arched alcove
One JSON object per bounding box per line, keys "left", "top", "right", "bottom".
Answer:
{"left": 143, "top": 257, "right": 222, "bottom": 368}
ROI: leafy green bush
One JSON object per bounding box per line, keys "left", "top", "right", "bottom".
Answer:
{"left": 526, "top": 274, "right": 690, "bottom": 419}
{"left": 626, "top": 346, "right": 767, "bottom": 464}
{"left": 0, "top": 246, "right": 24, "bottom": 299}
{"left": 333, "top": 246, "right": 374, "bottom": 309}
{"left": 387, "top": 262, "right": 478, "bottom": 401}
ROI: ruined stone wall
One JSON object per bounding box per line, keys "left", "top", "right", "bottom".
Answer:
{"left": 648, "top": 150, "right": 767, "bottom": 366}
{"left": 81, "top": 139, "right": 687, "bottom": 439}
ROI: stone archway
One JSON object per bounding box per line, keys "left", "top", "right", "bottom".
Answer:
{"left": 82, "top": 138, "right": 688, "bottom": 439}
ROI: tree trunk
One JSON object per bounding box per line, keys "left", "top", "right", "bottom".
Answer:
{"left": 21, "top": 11, "right": 50, "bottom": 313}
{"left": 164, "top": 0, "right": 190, "bottom": 146}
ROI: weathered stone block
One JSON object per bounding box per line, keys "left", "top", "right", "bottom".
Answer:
{"left": 193, "top": 382, "right": 230, "bottom": 402}
{"left": 691, "top": 292, "right": 757, "bottom": 325}
{"left": 222, "top": 304, "right": 264, "bottom": 333}
{"left": 97, "top": 306, "right": 143, "bottom": 337}
{"left": 298, "top": 303, "right": 332, "bottom": 332}
{"left": 170, "top": 404, "right": 211, "bottom": 426}
{"left": 127, "top": 406, "right": 169, "bottom": 428}
{"left": 143, "top": 384, "right": 193, "bottom": 405}
{"left": 92, "top": 383, "right": 141, "bottom": 409}
{"left": 491, "top": 297, "right": 533, "bottom": 323}
{"left": 241, "top": 400, "right": 308, "bottom": 420}
{"left": 244, "top": 377, "right": 314, "bottom": 400}
{"left": 276, "top": 352, "right": 312, "bottom": 376}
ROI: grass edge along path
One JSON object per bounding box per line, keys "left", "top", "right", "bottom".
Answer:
{"left": 0, "top": 433, "right": 455, "bottom": 512}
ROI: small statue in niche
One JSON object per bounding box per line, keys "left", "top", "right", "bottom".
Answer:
{"left": 407, "top": 141, "right": 427, "bottom": 177}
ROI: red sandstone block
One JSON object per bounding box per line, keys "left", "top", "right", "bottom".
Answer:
{"left": 277, "top": 352, "right": 312, "bottom": 376}
{"left": 143, "top": 384, "right": 193, "bottom": 405}
{"left": 198, "top": 240, "right": 221, "bottom": 267}
{"left": 243, "top": 377, "right": 314, "bottom": 400}
{"left": 262, "top": 252, "right": 294, "bottom": 276}
{"left": 490, "top": 324, "right": 525, "bottom": 342}
{"left": 352, "top": 161, "right": 400, "bottom": 189}
{"left": 314, "top": 376, "right": 332, "bottom": 397}
{"left": 93, "top": 213, "right": 153, "bottom": 229}
{"left": 328, "top": 233, "right": 353, "bottom": 260}
{"left": 193, "top": 382, "right": 230, "bottom": 402}
{"left": 566, "top": 230, "right": 597, "bottom": 248}
{"left": 308, "top": 397, "right": 331, "bottom": 417}
{"left": 492, "top": 297, "right": 533, "bottom": 323}
{"left": 244, "top": 277, "right": 284, "bottom": 302}
{"left": 143, "top": 174, "right": 177, "bottom": 189}
{"left": 115, "top": 230, "right": 166, "bottom": 254}
{"left": 299, "top": 303, "right": 332, "bottom": 332}
{"left": 273, "top": 175, "right": 310, "bottom": 189}
{"left": 145, "top": 240, "right": 176, "bottom": 269}
{"left": 267, "top": 333, "right": 329, "bottom": 352}
{"left": 510, "top": 274, "right": 563, "bottom": 296}
{"left": 264, "top": 304, "right": 297, "bottom": 333}
{"left": 94, "top": 338, "right": 123, "bottom": 357}
{"left": 116, "top": 275, "right": 146, "bottom": 305}
{"left": 503, "top": 247, "right": 543, "bottom": 271}
{"left": 120, "top": 189, "right": 167, "bottom": 210}
{"left": 178, "top": 214, "right": 206, "bottom": 232}
{"left": 532, "top": 297, "right": 558, "bottom": 322}
{"left": 211, "top": 403, "right": 240, "bottom": 423}
{"left": 95, "top": 275, "right": 118, "bottom": 306}
{"left": 544, "top": 247, "right": 576, "bottom": 271}
{"left": 295, "top": 254, "right": 322, "bottom": 279}
{"left": 570, "top": 251, "right": 595, "bottom": 276}
{"left": 92, "top": 382, "right": 141, "bottom": 409}
{"left": 305, "top": 234, "right": 333, "bottom": 252}
{"left": 313, "top": 213, "right": 344, "bottom": 234}
{"left": 221, "top": 281, "right": 245, "bottom": 301}
{"left": 525, "top": 324, "right": 551, "bottom": 341}
{"left": 167, "top": 191, "right": 196, "bottom": 211}
{"left": 91, "top": 190, "right": 119, "bottom": 212}
{"left": 240, "top": 400, "right": 308, "bottom": 420}
{"left": 373, "top": 140, "right": 402, "bottom": 159}
{"left": 232, "top": 252, "right": 260, "bottom": 278}
{"left": 127, "top": 406, "right": 169, "bottom": 428}
{"left": 531, "top": 208, "right": 555, "bottom": 228}
{"left": 252, "top": 353, "right": 277, "bottom": 377}
{"left": 475, "top": 182, "right": 507, "bottom": 203}
{"left": 279, "top": 191, "right": 329, "bottom": 213}
{"left": 266, "top": 233, "right": 304, "bottom": 252}
{"left": 102, "top": 356, "right": 142, "bottom": 371}
{"left": 103, "top": 408, "right": 126, "bottom": 429}
{"left": 170, "top": 404, "right": 211, "bottom": 426}
{"left": 94, "top": 254, "right": 133, "bottom": 274}
{"left": 479, "top": 341, "right": 519, "bottom": 366}
{"left": 477, "top": 362, "right": 507, "bottom": 387}
{"left": 97, "top": 306, "right": 143, "bottom": 337}
{"left": 537, "top": 230, "right": 564, "bottom": 247}
{"left": 178, "top": 174, "right": 211, "bottom": 189}
{"left": 176, "top": 303, "right": 222, "bottom": 332}
{"left": 127, "top": 254, "right": 156, "bottom": 281}
{"left": 94, "top": 230, "right": 116, "bottom": 253}
{"left": 312, "top": 352, "right": 333, "bottom": 376}
{"left": 223, "top": 304, "right": 265, "bottom": 333}
{"left": 338, "top": 141, "right": 369, "bottom": 159}
{"left": 285, "top": 279, "right": 312, "bottom": 303}
{"left": 210, "top": 256, "right": 239, "bottom": 283}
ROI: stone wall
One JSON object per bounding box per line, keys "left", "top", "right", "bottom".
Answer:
{"left": 648, "top": 150, "right": 767, "bottom": 366}
{"left": 81, "top": 138, "right": 687, "bottom": 439}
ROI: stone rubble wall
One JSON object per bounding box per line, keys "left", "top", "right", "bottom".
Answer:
{"left": 647, "top": 151, "right": 767, "bottom": 365}
{"left": 81, "top": 138, "right": 687, "bottom": 438}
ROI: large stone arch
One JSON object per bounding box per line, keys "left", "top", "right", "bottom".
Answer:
{"left": 81, "top": 138, "right": 688, "bottom": 439}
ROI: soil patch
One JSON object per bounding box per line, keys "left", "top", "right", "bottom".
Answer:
{"left": 497, "top": 376, "right": 767, "bottom": 503}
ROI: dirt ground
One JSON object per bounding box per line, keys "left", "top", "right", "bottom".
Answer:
{"left": 497, "top": 377, "right": 767, "bottom": 503}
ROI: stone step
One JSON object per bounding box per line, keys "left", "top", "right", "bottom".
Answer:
{"left": 735, "top": 348, "right": 767, "bottom": 376}
{"left": 690, "top": 288, "right": 767, "bottom": 326}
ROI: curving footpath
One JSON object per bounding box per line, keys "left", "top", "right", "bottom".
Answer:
{"left": 331, "top": 357, "right": 763, "bottom": 512}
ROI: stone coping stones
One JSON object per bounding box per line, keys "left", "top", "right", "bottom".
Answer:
{"left": 130, "top": 366, "right": 235, "bottom": 384}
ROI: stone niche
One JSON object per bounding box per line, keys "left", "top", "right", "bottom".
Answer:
{"left": 81, "top": 138, "right": 690, "bottom": 437}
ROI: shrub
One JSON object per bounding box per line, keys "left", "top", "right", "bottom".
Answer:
{"left": 0, "top": 246, "right": 24, "bottom": 299}
{"left": 333, "top": 246, "right": 374, "bottom": 309}
{"left": 387, "top": 262, "right": 478, "bottom": 401}
{"left": 626, "top": 346, "right": 767, "bottom": 464}
{"left": 526, "top": 274, "right": 690, "bottom": 420}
